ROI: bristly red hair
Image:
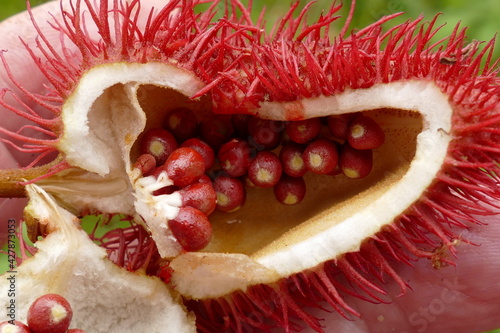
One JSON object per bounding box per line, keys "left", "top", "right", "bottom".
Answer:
{"left": 0, "top": 1, "right": 499, "bottom": 332}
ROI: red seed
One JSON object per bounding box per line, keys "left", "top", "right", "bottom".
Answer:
{"left": 303, "top": 139, "right": 339, "bottom": 174}
{"left": 152, "top": 185, "right": 179, "bottom": 196}
{"left": 179, "top": 182, "right": 217, "bottom": 215}
{"left": 197, "top": 174, "right": 212, "bottom": 184}
{"left": 217, "top": 139, "right": 255, "bottom": 177}
{"left": 168, "top": 206, "right": 212, "bottom": 252}
{"left": 200, "top": 115, "right": 234, "bottom": 150}
{"left": 27, "top": 293, "right": 73, "bottom": 333}
{"left": 274, "top": 175, "right": 306, "bottom": 205}
{"left": 133, "top": 153, "right": 156, "bottom": 175}
{"left": 155, "top": 147, "right": 205, "bottom": 187}
{"left": 247, "top": 151, "right": 282, "bottom": 188}
{"left": 279, "top": 142, "right": 307, "bottom": 177}
{"left": 140, "top": 128, "right": 178, "bottom": 166}
{"left": 231, "top": 114, "right": 251, "bottom": 138}
{"left": 163, "top": 107, "right": 198, "bottom": 142}
{"left": 181, "top": 138, "right": 215, "bottom": 171}
{"left": 347, "top": 115, "right": 385, "bottom": 150}
{"left": 285, "top": 118, "right": 321, "bottom": 144}
{"left": 340, "top": 145, "right": 373, "bottom": 179}
{"left": 212, "top": 175, "right": 246, "bottom": 212}
{"left": 0, "top": 321, "right": 31, "bottom": 333}
{"left": 327, "top": 113, "right": 357, "bottom": 140}
{"left": 247, "top": 117, "right": 283, "bottom": 150}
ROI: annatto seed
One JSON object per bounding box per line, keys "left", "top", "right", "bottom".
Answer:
{"left": 340, "top": 144, "right": 374, "bottom": 179}
{"left": 247, "top": 151, "right": 283, "bottom": 188}
{"left": 212, "top": 175, "right": 246, "bottom": 212}
{"left": 347, "top": 115, "right": 385, "bottom": 150}
{"left": 139, "top": 128, "right": 178, "bottom": 166}
{"left": 327, "top": 113, "right": 357, "bottom": 140}
{"left": 27, "top": 293, "right": 73, "bottom": 333}
{"left": 168, "top": 206, "right": 212, "bottom": 252}
{"left": 180, "top": 138, "right": 215, "bottom": 171}
{"left": 156, "top": 147, "right": 206, "bottom": 187}
{"left": 218, "top": 139, "right": 255, "bottom": 177}
{"left": 163, "top": 107, "right": 198, "bottom": 142}
{"left": 0, "top": 321, "right": 31, "bottom": 333}
{"left": 285, "top": 118, "right": 322, "bottom": 144}
{"left": 274, "top": 175, "right": 306, "bottom": 205}
{"left": 303, "top": 139, "right": 339, "bottom": 174}
{"left": 247, "top": 118, "right": 283, "bottom": 150}
{"left": 279, "top": 142, "right": 307, "bottom": 177}
{"left": 200, "top": 115, "right": 234, "bottom": 150}
{"left": 133, "top": 153, "right": 157, "bottom": 175}
{"left": 179, "top": 182, "right": 217, "bottom": 215}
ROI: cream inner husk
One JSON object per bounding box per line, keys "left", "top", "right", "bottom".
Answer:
{"left": 40, "top": 62, "right": 452, "bottom": 299}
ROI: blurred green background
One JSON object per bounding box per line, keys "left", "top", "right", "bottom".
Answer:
{"left": 0, "top": 1, "right": 499, "bottom": 332}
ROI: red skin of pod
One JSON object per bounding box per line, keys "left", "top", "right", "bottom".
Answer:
{"left": 27, "top": 293, "right": 73, "bottom": 333}
{"left": 212, "top": 176, "right": 246, "bottom": 212}
{"left": 0, "top": 321, "right": 31, "bottom": 333}
{"left": 168, "top": 206, "right": 212, "bottom": 252}
{"left": 218, "top": 139, "right": 255, "bottom": 177}
{"left": 285, "top": 118, "right": 322, "bottom": 144}
{"left": 303, "top": 139, "right": 339, "bottom": 174}
{"left": 274, "top": 175, "right": 306, "bottom": 205}
{"left": 247, "top": 151, "right": 283, "bottom": 188}
{"left": 327, "top": 113, "right": 357, "bottom": 140}
{"left": 179, "top": 182, "right": 217, "bottom": 216}
{"left": 247, "top": 118, "right": 283, "bottom": 150}
{"left": 133, "top": 153, "right": 156, "bottom": 176}
{"left": 340, "top": 145, "right": 374, "bottom": 179}
{"left": 163, "top": 107, "right": 198, "bottom": 142}
{"left": 155, "top": 147, "right": 205, "bottom": 187}
{"left": 139, "top": 128, "right": 178, "bottom": 166}
{"left": 279, "top": 142, "right": 307, "bottom": 177}
{"left": 181, "top": 138, "right": 215, "bottom": 171}
{"left": 347, "top": 115, "right": 385, "bottom": 150}
{"left": 200, "top": 115, "right": 234, "bottom": 150}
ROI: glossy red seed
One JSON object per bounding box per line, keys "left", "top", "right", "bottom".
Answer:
{"left": 285, "top": 118, "right": 321, "bottom": 144}
{"left": 139, "top": 128, "right": 178, "bottom": 166}
{"left": 180, "top": 138, "right": 215, "bottom": 171}
{"left": 340, "top": 145, "right": 373, "bottom": 179}
{"left": 197, "top": 174, "right": 212, "bottom": 184}
{"left": 327, "top": 113, "right": 357, "bottom": 140}
{"left": 0, "top": 321, "right": 31, "bottom": 333}
{"left": 27, "top": 294, "right": 73, "bottom": 333}
{"left": 279, "top": 142, "right": 307, "bottom": 177}
{"left": 179, "top": 182, "right": 217, "bottom": 215}
{"left": 247, "top": 151, "right": 282, "bottom": 188}
{"left": 303, "top": 139, "right": 339, "bottom": 174}
{"left": 347, "top": 115, "right": 385, "bottom": 150}
{"left": 212, "top": 176, "right": 246, "bottom": 212}
{"left": 133, "top": 153, "right": 156, "bottom": 175}
{"left": 155, "top": 147, "right": 205, "bottom": 187}
{"left": 247, "top": 117, "right": 283, "bottom": 150}
{"left": 218, "top": 139, "right": 255, "bottom": 177}
{"left": 152, "top": 185, "right": 179, "bottom": 196}
{"left": 274, "top": 175, "right": 306, "bottom": 205}
{"left": 168, "top": 206, "right": 212, "bottom": 252}
{"left": 200, "top": 115, "right": 234, "bottom": 150}
{"left": 163, "top": 107, "right": 198, "bottom": 142}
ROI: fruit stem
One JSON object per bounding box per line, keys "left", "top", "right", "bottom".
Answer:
{"left": 0, "top": 157, "right": 63, "bottom": 198}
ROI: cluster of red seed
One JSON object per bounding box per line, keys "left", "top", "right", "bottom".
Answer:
{"left": 134, "top": 108, "right": 384, "bottom": 251}
{"left": 0, "top": 294, "right": 85, "bottom": 333}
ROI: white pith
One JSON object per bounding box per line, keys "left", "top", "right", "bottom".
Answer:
{"left": 0, "top": 184, "right": 196, "bottom": 333}
{"left": 40, "top": 63, "right": 452, "bottom": 299}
